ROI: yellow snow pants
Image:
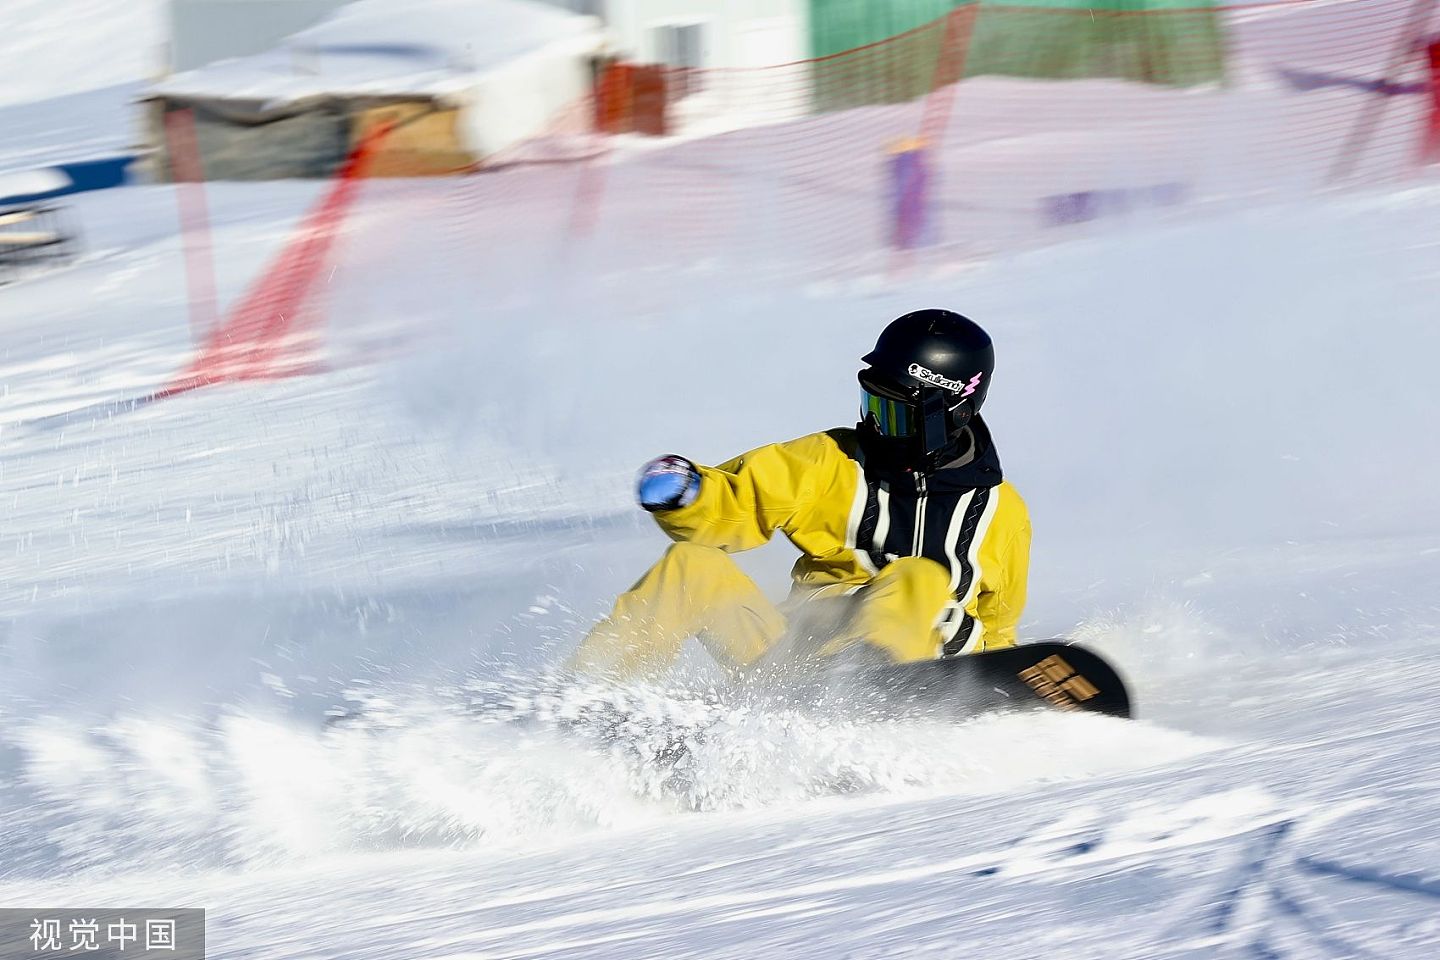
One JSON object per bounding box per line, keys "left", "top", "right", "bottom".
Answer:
{"left": 568, "top": 541, "right": 955, "bottom": 681}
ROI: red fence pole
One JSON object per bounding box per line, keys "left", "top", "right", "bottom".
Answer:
{"left": 569, "top": 67, "right": 631, "bottom": 240}
{"left": 164, "top": 109, "right": 220, "bottom": 342}
{"left": 1328, "top": 0, "right": 1440, "bottom": 183}
{"left": 1421, "top": 37, "right": 1440, "bottom": 165}
{"left": 918, "top": 7, "right": 978, "bottom": 148}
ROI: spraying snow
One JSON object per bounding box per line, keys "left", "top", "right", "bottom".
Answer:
{"left": 1, "top": 678, "right": 1215, "bottom": 879}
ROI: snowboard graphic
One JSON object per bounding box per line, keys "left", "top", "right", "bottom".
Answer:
{"left": 814, "top": 641, "right": 1132, "bottom": 721}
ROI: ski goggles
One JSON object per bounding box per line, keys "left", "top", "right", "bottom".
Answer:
{"left": 860, "top": 379, "right": 918, "bottom": 438}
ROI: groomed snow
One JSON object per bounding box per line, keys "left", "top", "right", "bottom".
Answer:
{"left": 1, "top": 161, "right": 1439, "bottom": 955}
{"left": 2, "top": 0, "right": 1440, "bottom": 955}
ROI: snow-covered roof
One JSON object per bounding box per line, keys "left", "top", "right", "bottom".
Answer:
{"left": 147, "top": 0, "right": 604, "bottom": 106}
{"left": 0, "top": 168, "right": 71, "bottom": 202}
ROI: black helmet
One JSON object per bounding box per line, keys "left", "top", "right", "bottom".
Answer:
{"left": 858, "top": 309, "right": 995, "bottom": 467}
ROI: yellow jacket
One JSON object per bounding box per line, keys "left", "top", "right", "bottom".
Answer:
{"left": 653, "top": 424, "right": 1031, "bottom": 653}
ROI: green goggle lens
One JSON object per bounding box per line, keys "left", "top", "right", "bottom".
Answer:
{"left": 862, "top": 387, "right": 917, "bottom": 438}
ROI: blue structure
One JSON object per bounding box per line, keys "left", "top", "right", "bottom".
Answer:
{"left": 0, "top": 155, "right": 136, "bottom": 207}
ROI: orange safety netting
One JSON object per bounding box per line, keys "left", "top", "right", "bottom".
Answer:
{"left": 165, "top": 0, "right": 1440, "bottom": 390}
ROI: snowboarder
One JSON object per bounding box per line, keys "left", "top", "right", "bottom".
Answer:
{"left": 569, "top": 309, "right": 1032, "bottom": 681}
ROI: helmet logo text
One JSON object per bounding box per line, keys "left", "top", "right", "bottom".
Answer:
{"left": 909, "top": 363, "right": 984, "bottom": 397}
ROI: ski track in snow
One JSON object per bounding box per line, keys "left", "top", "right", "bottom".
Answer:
{"left": 2, "top": 30, "right": 1440, "bottom": 958}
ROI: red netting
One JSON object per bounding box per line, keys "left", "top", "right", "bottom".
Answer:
{"left": 166, "top": 0, "right": 1440, "bottom": 388}
{"left": 159, "top": 122, "right": 394, "bottom": 397}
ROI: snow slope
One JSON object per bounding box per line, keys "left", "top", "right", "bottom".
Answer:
{"left": 3, "top": 4, "right": 1440, "bottom": 955}
{"left": 0, "top": 0, "right": 164, "bottom": 109}
{"left": 2, "top": 163, "right": 1439, "bottom": 956}
{"left": 0, "top": 0, "right": 162, "bottom": 173}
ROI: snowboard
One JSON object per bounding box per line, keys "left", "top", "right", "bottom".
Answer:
{"left": 322, "top": 643, "right": 1130, "bottom": 742}
{"left": 798, "top": 641, "right": 1132, "bottom": 722}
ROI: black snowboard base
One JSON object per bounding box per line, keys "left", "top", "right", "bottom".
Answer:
{"left": 754, "top": 641, "right": 1132, "bottom": 723}
{"left": 871, "top": 641, "right": 1131, "bottom": 719}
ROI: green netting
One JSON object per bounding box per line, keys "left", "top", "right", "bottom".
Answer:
{"left": 810, "top": 0, "right": 959, "bottom": 59}
{"left": 808, "top": 0, "right": 1227, "bottom": 113}
{"left": 964, "top": 4, "right": 1227, "bottom": 87}
{"left": 810, "top": 15, "right": 962, "bottom": 114}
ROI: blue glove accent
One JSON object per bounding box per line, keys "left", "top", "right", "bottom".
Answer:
{"left": 637, "top": 455, "right": 700, "bottom": 512}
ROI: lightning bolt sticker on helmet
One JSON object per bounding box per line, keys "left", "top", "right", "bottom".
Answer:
{"left": 908, "top": 363, "right": 984, "bottom": 396}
